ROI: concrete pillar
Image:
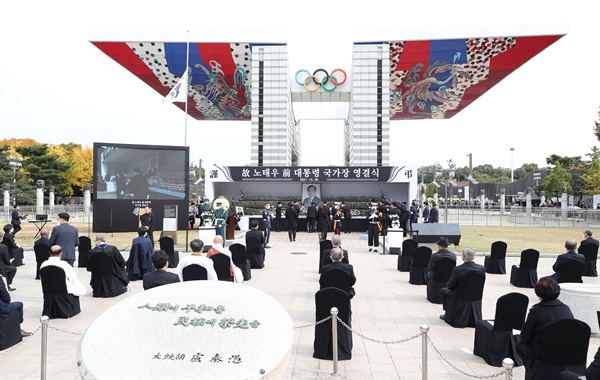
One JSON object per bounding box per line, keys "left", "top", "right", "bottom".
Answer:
{"left": 540, "top": 191, "right": 546, "bottom": 206}
{"left": 36, "top": 180, "right": 44, "bottom": 215}
{"left": 480, "top": 190, "right": 485, "bottom": 211}
{"left": 433, "top": 192, "right": 438, "bottom": 204}
{"left": 500, "top": 189, "right": 505, "bottom": 214}
{"left": 84, "top": 183, "right": 91, "bottom": 221}
{"left": 561, "top": 192, "right": 568, "bottom": 221}
{"left": 49, "top": 186, "right": 55, "bottom": 213}
{"left": 3, "top": 184, "right": 10, "bottom": 212}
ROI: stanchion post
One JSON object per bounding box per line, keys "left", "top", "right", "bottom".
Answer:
{"left": 420, "top": 324, "right": 429, "bottom": 380}
{"left": 40, "top": 315, "right": 49, "bottom": 380}
{"left": 330, "top": 307, "right": 340, "bottom": 376}
{"left": 502, "top": 358, "right": 514, "bottom": 380}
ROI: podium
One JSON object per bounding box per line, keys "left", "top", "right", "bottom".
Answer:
{"left": 386, "top": 228, "right": 404, "bottom": 255}
{"left": 226, "top": 215, "right": 235, "bottom": 240}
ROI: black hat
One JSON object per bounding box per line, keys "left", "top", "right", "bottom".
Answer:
{"left": 435, "top": 237, "right": 449, "bottom": 247}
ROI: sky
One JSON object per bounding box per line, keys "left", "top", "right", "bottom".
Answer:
{"left": 1, "top": 0, "right": 599, "bottom": 172}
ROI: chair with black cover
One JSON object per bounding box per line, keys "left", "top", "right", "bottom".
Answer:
{"left": 34, "top": 243, "right": 51, "bottom": 279}
{"left": 0, "top": 309, "right": 22, "bottom": 351}
{"left": 443, "top": 270, "right": 486, "bottom": 328}
{"left": 313, "top": 287, "right": 352, "bottom": 360}
{"left": 40, "top": 265, "right": 81, "bottom": 319}
{"left": 87, "top": 251, "right": 127, "bottom": 298}
{"left": 398, "top": 238, "right": 418, "bottom": 272}
{"left": 230, "top": 243, "right": 251, "bottom": 281}
{"left": 473, "top": 292, "right": 529, "bottom": 366}
{"left": 182, "top": 264, "right": 208, "bottom": 281}
{"left": 77, "top": 236, "right": 92, "bottom": 268}
{"left": 580, "top": 243, "right": 599, "bottom": 277}
{"left": 556, "top": 260, "right": 584, "bottom": 283}
{"left": 159, "top": 236, "right": 180, "bottom": 268}
{"left": 319, "top": 240, "right": 333, "bottom": 273}
{"left": 409, "top": 246, "right": 432, "bottom": 285}
{"left": 510, "top": 249, "right": 539, "bottom": 288}
{"left": 484, "top": 241, "right": 507, "bottom": 274}
{"left": 526, "top": 319, "right": 591, "bottom": 379}
{"left": 320, "top": 268, "right": 352, "bottom": 297}
{"left": 210, "top": 254, "right": 233, "bottom": 282}
{"left": 246, "top": 236, "right": 265, "bottom": 269}
{"left": 426, "top": 257, "right": 456, "bottom": 304}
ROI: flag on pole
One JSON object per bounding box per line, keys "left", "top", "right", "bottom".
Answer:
{"left": 163, "top": 69, "right": 188, "bottom": 103}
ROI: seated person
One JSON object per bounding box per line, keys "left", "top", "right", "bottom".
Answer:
{"left": 0, "top": 224, "right": 24, "bottom": 265}
{"left": 206, "top": 236, "right": 243, "bottom": 283}
{"left": 143, "top": 250, "right": 180, "bottom": 290}
{"left": 320, "top": 248, "right": 356, "bottom": 298}
{"left": 0, "top": 233, "right": 17, "bottom": 291}
{"left": 0, "top": 274, "right": 30, "bottom": 337}
{"left": 86, "top": 235, "right": 129, "bottom": 297}
{"left": 246, "top": 220, "right": 265, "bottom": 247}
{"left": 439, "top": 248, "right": 485, "bottom": 320}
{"left": 519, "top": 277, "right": 574, "bottom": 379}
{"left": 176, "top": 239, "right": 218, "bottom": 281}
{"left": 578, "top": 228, "right": 599, "bottom": 253}
{"left": 322, "top": 234, "right": 350, "bottom": 267}
{"left": 427, "top": 237, "right": 456, "bottom": 280}
{"left": 40, "top": 245, "right": 87, "bottom": 297}
{"left": 550, "top": 238, "right": 586, "bottom": 281}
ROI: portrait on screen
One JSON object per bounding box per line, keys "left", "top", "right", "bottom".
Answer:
{"left": 301, "top": 183, "right": 321, "bottom": 208}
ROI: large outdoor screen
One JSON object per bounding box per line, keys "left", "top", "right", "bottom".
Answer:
{"left": 94, "top": 143, "right": 187, "bottom": 200}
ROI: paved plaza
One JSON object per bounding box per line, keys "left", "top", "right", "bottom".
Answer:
{"left": 1, "top": 230, "right": 599, "bottom": 379}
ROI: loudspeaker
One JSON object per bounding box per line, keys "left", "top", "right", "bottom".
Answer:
{"left": 410, "top": 223, "right": 461, "bottom": 245}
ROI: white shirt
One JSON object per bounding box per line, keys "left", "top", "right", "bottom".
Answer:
{"left": 40, "top": 257, "right": 87, "bottom": 296}
{"left": 176, "top": 254, "right": 218, "bottom": 281}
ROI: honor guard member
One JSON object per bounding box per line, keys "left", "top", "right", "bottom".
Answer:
{"left": 367, "top": 204, "right": 381, "bottom": 252}
{"left": 213, "top": 200, "right": 228, "bottom": 243}
{"left": 261, "top": 203, "right": 273, "bottom": 249}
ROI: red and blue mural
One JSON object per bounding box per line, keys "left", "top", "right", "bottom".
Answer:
{"left": 375, "top": 34, "right": 564, "bottom": 120}
{"left": 92, "top": 41, "right": 283, "bottom": 120}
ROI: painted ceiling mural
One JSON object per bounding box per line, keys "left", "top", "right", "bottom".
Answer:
{"left": 93, "top": 34, "right": 563, "bottom": 121}
{"left": 382, "top": 35, "right": 564, "bottom": 120}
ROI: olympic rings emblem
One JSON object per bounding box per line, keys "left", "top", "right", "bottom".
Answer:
{"left": 295, "top": 68, "right": 347, "bottom": 92}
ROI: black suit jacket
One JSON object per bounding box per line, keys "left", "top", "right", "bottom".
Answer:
{"left": 578, "top": 237, "right": 599, "bottom": 253}
{"left": 429, "top": 207, "right": 439, "bottom": 223}
{"left": 285, "top": 207, "right": 297, "bottom": 227}
{"left": 445, "top": 261, "right": 486, "bottom": 295}
{"left": 1, "top": 234, "right": 18, "bottom": 251}
{"left": 307, "top": 206, "right": 317, "bottom": 218}
{"left": 427, "top": 249, "right": 456, "bottom": 279}
{"left": 35, "top": 237, "right": 51, "bottom": 248}
{"left": 322, "top": 248, "right": 349, "bottom": 266}
{"left": 320, "top": 261, "right": 356, "bottom": 297}
{"left": 143, "top": 270, "right": 180, "bottom": 290}
{"left": 520, "top": 299, "right": 573, "bottom": 360}
{"left": 246, "top": 229, "right": 265, "bottom": 246}
{"left": 551, "top": 250, "right": 586, "bottom": 280}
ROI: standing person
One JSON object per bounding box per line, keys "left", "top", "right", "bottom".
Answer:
{"left": 275, "top": 201, "right": 283, "bottom": 232}
{"left": 48, "top": 212, "right": 79, "bottom": 267}
{"left": 332, "top": 203, "right": 343, "bottom": 235}
{"left": 128, "top": 168, "right": 150, "bottom": 199}
{"left": 285, "top": 201, "right": 298, "bottom": 242}
{"left": 410, "top": 202, "right": 419, "bottom": 225}
{"left": 213, "top": 201, "right": 228, "bottom": 243}
{"left": 398, "top": 201, "right": 409, "bottom": 236}
{"left": 422, "top": 201, "right": 430, "bottom": 223}
{"left": 367, "top": 204, "right": 380, "bottom": 252}
{"left": 188, "top": 201, "right": 197, "bottom": 230}
{"left": 11, "top": 205, "right": 25, "bottom": 236}
{"left": 519, "top": 277, "right": 574, "bottom": 379}
{"left": 115, "top": 172, "right": 128, "bottom": 199}
{"left": 261, "top": 203, "right": 272, "bottom": 249}
{"left": 306, "top": 202, "right": 317, "bottom": 233}
{"left": 322, "top": 200, "right": 332, "bottom": 233}
{"left": 140, "top": 207, "right": 155, "bottom": 247}
{"left": 342, "top": 201, "right": 352, "bottom": 234}
{"left": 316, "top": 205, "right": 328, "bottom": 242}
{"left": 429, "top": 202, "right": 439, "bottom": 223}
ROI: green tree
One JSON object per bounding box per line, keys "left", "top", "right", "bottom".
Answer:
{"left": 0, "top": 146, "right": 13, "bottom": 185}
{"left": 546, "top": 154, "right": 585, "bottom": 204}
{"left": 16, "top": 144, "right": 72, "bottom": 200}
{"left": 593, "top": 107, "right": 600, "bottom": 142}
{"left": 513, "top": 163, "right": 540, "bottom": 181}
{"left": 541, "top": 161, "right": 572, "bottom": 201}
{"left": 583, "top": 146, "right": 600, "bottom": 195}
{"left": 426, "top": 183, "right": 436, "bottom": 198}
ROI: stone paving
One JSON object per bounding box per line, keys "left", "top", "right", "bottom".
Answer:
{"left": 1, "top": 230, "right": 598, "bottom": 379}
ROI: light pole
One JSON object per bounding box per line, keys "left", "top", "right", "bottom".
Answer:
{"left": 433, "top": 160, "right": 456, "bottom": 223}
{"left": 8, "top": 156, "right": 22, "bottom": 205}
{"left": 510, "top": 148, "right": 515, "bottom": 182}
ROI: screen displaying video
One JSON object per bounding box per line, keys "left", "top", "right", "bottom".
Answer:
{"left": 94, "top": 143, "right": 187, "bottom": 200}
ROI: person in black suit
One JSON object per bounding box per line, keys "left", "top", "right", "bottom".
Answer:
{"left": 320, "top": 248, "right": 356, "bottom": 298}
{"left": 322, "top": 200, "right": 332, "bottom": 232}
{"left": 286, "top": 202, "right": 298, "bottom": 242}
{"left": 246, "top": 220, "right": 265, "bottom": 248}
{"left": 321, "top": 234, "right": 350, "bottom": 269}
{"left": 439, "top": 248, "right": 485, "bottom": 319}
{"left": 275, "top": 202, "right": 283, "bottom": 232}
{"left": 429, "top": 202, "right": 439, "bottom": 223}
{"left": 316, "top": 205, "right": 328, "bottom": 242}
{"left": 140, "top": 207, "right": 155, "bottom": 247}
{"left": 341, "top": 202, "right": 352, "bottom": 234}
{"left": 128, "top": 168, "right": 150, "bottom": 199}
{"left": 1, "top": 224, "right": 23, "bottom": 266}
{"left": 10, "top": 205, "right": 25, "bottom": 236}
{"left": 398, "top": 202, "right": 410, "bottom": 236}
{"left": 422, "top": 201, "right": 430, "bottom": 223}
{"left": 427, "top": 237, "right": 456, "bottom": 280}
{"left": 48, "top": 212, "right": 79, "bottom": 267}
{"left": 0, "top": 233, "right": 17, "bottom": 291}
{"left": 0, "top": 274, "right": 30, "bottom": 337}
{"left": 34, "top": 229, "right": 51, "bottom": 280}
{"left": 578, "top": 229, "right": 599, "bottom": 253}
{"left": 307, "top": 202, "right": 317, "bottom": 233}
{"left": 519, "top": 277, "right": 574, "bottom": 379}
{"left": 143, "top": 250, "right": 180, "bottom": 290}
{"left": 550, "top": 238, "right": 586, "bottom": 281}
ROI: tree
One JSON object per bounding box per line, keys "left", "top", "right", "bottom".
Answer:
{"left": 583, "top": 146, "right": 600, "bottom": 195}
{"left": 49, "top": 144, "right": 93, "bottom": 196}
{"left": 16, "top": 144, "right": 72, "bottom": 198}
{"left": 513, "top": 163, "right": 540, "bottom": 182}
{"left": 546, "top": 154, "right": 586, "bottom": 204}
{"left": 593, "top": 107, "right": 600, "bottom": 142}
{"left": 541, "top": 161, "right": 572, "bottom": 202}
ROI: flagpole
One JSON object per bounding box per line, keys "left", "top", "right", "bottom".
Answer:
{"left": 184, "top": 30, "right": 190, "bottom": 147}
